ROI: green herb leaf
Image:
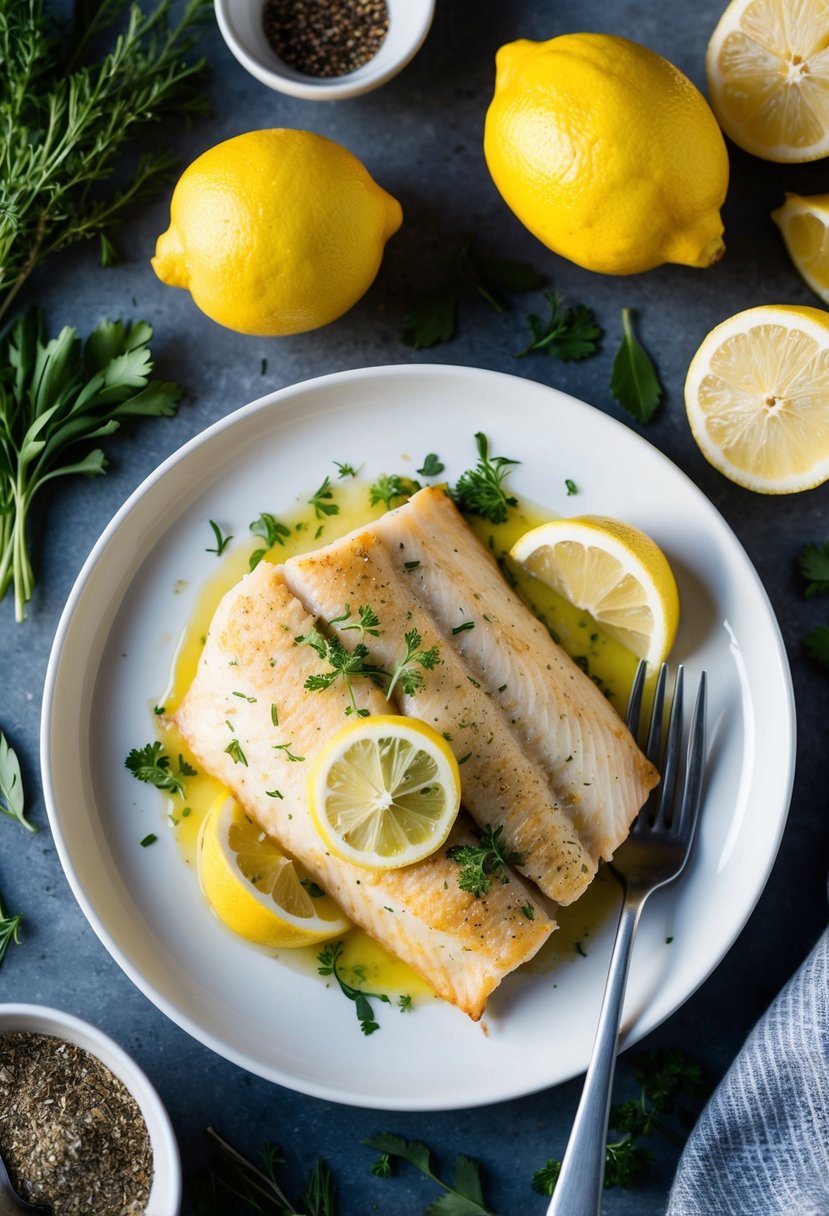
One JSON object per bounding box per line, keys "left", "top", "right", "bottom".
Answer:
{"left": 364, "top": 1133, "right": 493, "bottom": 1215}
{"left": 309, "top": 476, "right": 339, "bottom": 518}
{"left": 0, "top": 892, "right": 22, "bottom": 969}
{"left": 206, "top": 520, "right": 232, "bottom": 555}
{"left": 224, "top": 738, "right": 247, "bottom": 766}
{"left": 250, "top": 512, "right": 291, "bottom": 549}
{"left": 565, "top": 478, "right": 578, "bottom": 496}
{"left": 610, "top": 308, "right": 663, "bottom": 423}
{"left": 799, "top": 541, "right": 829, "bottom": 597}
{"left": 0, "top": 732, "right": 35, "bottom": 831}
{"left": 140, "top": 833, "right": 157, "bottom": 847}
{"left": 805, "top": 625, "right": 829, "bottom": 670}
{"left": 317, "top": 941, "right": 390, "bottom": 1035}
{"left": 451, "top": 433, "right": 519, "bottom": 525}
{"left": 517, "top": 292, "right": 602, "bottom": 361}
{"left": 334, "top": 461, "right": 361, "bottom": 479}
{"left": 446, "top": 824, "right": 523, "bottom": 898}
{"left": 401, "top": 283, "right": 462, "bottom": 349}
{"left": 417, "top": 453, "right": 445, "bottom": 477}
{"left": 369, "top": 473, "right": 421, "bottom": 511}
{"left": 386, "top": 628, "right": 440, "bottom": 699}
{"left": 125, "top": 742, "right": 191, "bottom": 796}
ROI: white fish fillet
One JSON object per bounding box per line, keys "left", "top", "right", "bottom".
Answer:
{"left": 174, "top": 561, "right": 554, "bottom": 1020}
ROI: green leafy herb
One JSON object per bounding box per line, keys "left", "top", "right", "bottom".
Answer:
{"left": 331, "top": 604, "right": 381, "bottom": 639}
{"left": 317, "top": 941, "right": 390, "bottom": 1035}
{"left": 0, "top": 731, "right": 35, "bottom": 831}
{"left": 265, "top": 789, "right": 283, "bottom": 799}
{"left": 248, "top": 511, "right": 290, "bottom": 571}
{"left": 799, "top": 540, "right": 829, "bottom": 597}
{"left": 309, "top": 476, "right": 339, "bottom": 519}
{"left": 363, "top": 1133, "right": 494, "bottom": 1215}
{"left": 451, "top": 433, "right": 519, "bottom": 525}
{"left": 0, "top": 0, "right": 210, "bottom": 326}
{"left": 194, "top": 1126, "right": 335, "bottom": 1216}
{"left": 452, "top": 621, "right": 475, "bottom": 635}
{"left": 398, "top": 994, "right": 414, "bottom": 1012}
{"left": 0, "top": 310, "right": 181, "bottom": 620}
{"left": 140, "top": 833, "right": 157, "bottom": 847}
{"left": 0, "top": 893, "right": 22, "bottom": 969}
{"left": 301, "top": 634, "right": 387, "bottom": 718}
{"left": 518, "top": 291, "right": 602, "bottom": 361}
{"left": 446, "top": 824, "right": 523, "bottom": 898}
{"left": 610, "top": 308, "right": 663, "bottom": 424}
{"left": 300, "top": 878, "right": 325, "bottom": 899}
{"left": 417, "top": 453, "right": 445, "bottom": 477}
{"left": 206, "top": 520, "right": 232, "bottom": 556}
{"left": 401, "top": 235, "right": 542, "bottom": 349}
{"left": 369, "top": 473, "right": 421, "bottom": 511}
{"left": 805, "top": 626, "right": 829, "bottom": 670}
{"left": 385, "top": 628, "right": 441, "bottom": 699}
{"left": 370, "top": 1152, "right": 393, "bottom": 1178}
{"left": 272, "top": 742, "right": 305, "bottom": 762}
{"left": 334, "top": 461, "right": 360, "bottom": 479}
{"left": 125, "top": 742, "right": 194, "bottom": 796}
{"left": 224, "top": 739, "right": 247, "bottom": 766}
{"left": 565, "top": 478, "right": 578, "bottom": 496}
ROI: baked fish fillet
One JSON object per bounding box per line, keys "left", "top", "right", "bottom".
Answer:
{"left": 174, "top": 560, "right": 554, "bottom": 1020}
{"left": 285, "top": 532, "right": 601, "bottom": 904}
{"left": 370, "top": 488, "right": 659, "bottom": 863}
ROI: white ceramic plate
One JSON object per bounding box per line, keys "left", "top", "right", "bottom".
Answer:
{"left": 42, "top": 364, "right": 795, "bottom": 1111}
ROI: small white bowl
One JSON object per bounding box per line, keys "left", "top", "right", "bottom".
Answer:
{"left": 215, "top": 0, "right": 435, "bottom": 100}
{"left": 0, "top": 1005, "right": 181, "bottom": 1216}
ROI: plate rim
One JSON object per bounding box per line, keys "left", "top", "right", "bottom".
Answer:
{"left": 40, "top": 362, "right": 797, "bottom": 1110}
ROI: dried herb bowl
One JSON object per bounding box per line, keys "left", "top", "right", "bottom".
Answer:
{"left": 0, "top": 1004, "right": 181, "bottom": 1216}
{"left": 215, "top": 0, "right": 435, "bottom": 100}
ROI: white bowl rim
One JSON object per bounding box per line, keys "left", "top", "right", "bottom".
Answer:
{"left": 214, "top": 0, "right": 436, "bottom": 100}
{"left": 0, "top": 1003, "right": 181, "bottom": 1215}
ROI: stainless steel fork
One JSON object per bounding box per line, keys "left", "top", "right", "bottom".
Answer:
{"left": 547, "top": 661, "right": 707, "bottom": 1216}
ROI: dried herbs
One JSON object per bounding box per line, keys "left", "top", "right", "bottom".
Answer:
{"left": 0, "top": 1032, "right": 153, "bottom": 1215}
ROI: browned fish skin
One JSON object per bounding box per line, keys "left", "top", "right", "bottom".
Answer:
{"left": 174, "top": 561, "right": 555, "bottom": 1019}
{"left": 285, "top": 533, "right": 600, "bottom": 904}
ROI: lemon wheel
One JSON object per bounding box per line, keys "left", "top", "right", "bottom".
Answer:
{"left": 510, "top": 517, "right": 680, "bottom": 666}
{"left": 685, "top": 305, "right": 829, "bottom": 493}
{"left": 308, "top": 716, "right": 461, "bottom": 870}
{"left": 197, "top": 794, "right": 350, "bottom": 947}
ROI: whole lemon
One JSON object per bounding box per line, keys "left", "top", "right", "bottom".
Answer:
{"left": 484, "top": 34, "right": 729, "bottom": 275}
{"left": 152, "top": 129, "right": 402, "bottom": 336}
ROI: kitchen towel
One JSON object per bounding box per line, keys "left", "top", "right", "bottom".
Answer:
{"left": 666, "top": 922, "right": 829, "bottom": 1216}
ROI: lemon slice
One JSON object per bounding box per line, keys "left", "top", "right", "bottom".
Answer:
{"left": 198, "top": 793, "right": 350, "bottom": 947}
{"left": 308, "top": 715, "right": 461, "bottom": 870}
{"left": 706, "top": 0, "right": 829, "bottom": 162}
{"left": 684, "top": 304, "right": 829, "bottom": 493}
{"left": 772, "top": 192, "right": 829, "bottom": 302}
{"left": 510, "top": 517, "right": 680, "bottom": 666}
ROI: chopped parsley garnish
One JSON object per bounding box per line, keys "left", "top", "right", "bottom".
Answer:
{"left": 417, "top": 453, "right": 445, "bottom": 477}
{"left": 265, "top": 789, "right": 284, "bottom": 799}
{"left": 521, "top": 903, "right": 535, "bottom": 920}
{"left": 369, "top": 473, "right": 421, "bottom": 511}
{"left": 206, "top": 519, "right": 233, "bottom": 556}
{"left": 317, "top": 941, "right": 391, "bottom": 1035}
{"left": 403, "top": 560, "right": 420, "bottom": 571}
{"left": 518, "top": 291, "right": 602, "bottom": 361}
{"left": 140, "top": 833, "right": 157, "bottom": 847}
{"left": 125, "top": 743, "right": 196, "bottom": 797}
{"left": 565, "top": 478, "right": 578, "bottom": 496}
{"left": 249, "top": 512, "right": 291, "bottom": 570}
{"left": 452, "top": 620, "right": 475, "bottom": 635}
{"left": 446, "top": 824, "right": 523, "bottom": 897}
{"left": 299, "top": 632, "right": 386, "bottom": 718}
{"left": 331, "top": 603, "right": 381, "bottom": 638}
{"left": 398, "top": 994, "right": 414, "bottom": 1012}
{"left": 385, "top": 628, "right": 441, "bottom": 699}
{"left": 309, "top": 476, "right": 339, "bottom": 518}
{"left": 224, "top": 739, "right": 248, "bottom": 766}
{"left": 451, "top": 433, "right": 519, "bottom": 525}
{"left": 272, "top": 742, "right": 305, "bottom": 762}
{"left": 334, "top": 461, "right": 361, "bottom": 479}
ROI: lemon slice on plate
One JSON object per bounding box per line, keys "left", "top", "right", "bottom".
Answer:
{"left": 198, "top": 793, "right": 350, "bottom": 947}
{"left": 685, "top": 304, "right": 829, "bottom": 493}
{"left": 309, "top": 715, "right": 461, "bottom": 870}
{"left": 706, "top": 0, "right": 829, "bottom": 162}
{"left": 772, "top": 193, "right": 829, "bottom": 303}
{"left": 510, "top": 517, "right": 679, "bottom": 666}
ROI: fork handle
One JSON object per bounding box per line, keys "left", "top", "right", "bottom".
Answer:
{"left": 546, "top": 895, "right": 645, "bottom": 1216}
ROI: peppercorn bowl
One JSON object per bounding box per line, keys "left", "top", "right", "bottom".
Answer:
{"left": 0, "top": 1005, "right": 181, "bottom": 1216}
{"left": 214, "top": 0, "right": 435, "bottom": 100}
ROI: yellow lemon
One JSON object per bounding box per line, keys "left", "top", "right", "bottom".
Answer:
{"left": 772, "top": 192, "right": 829, "bottom": 302}
{"left": 483, "top": 34, "right": 729, "bottom": 275}
{"left": 308, "top": 716, "right": 461, "bottom": 870}
{"left": 707, "top": 0, "right": 829, "bottom": 163}
{"left": 152, "top": 129, "right": 402, "bottom": 336}
{"left": 197, "top": 793, "right": 350, "bottom": 947}
{"left": 510, "top": 517, "right": 680, "bottom": 666}
{"left": 685, "top": 305, "right": 829, "bottom": 493}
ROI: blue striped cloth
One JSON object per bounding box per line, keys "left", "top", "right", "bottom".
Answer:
{"left": 667, "top": 924, "right": 829, "bottom": 1215}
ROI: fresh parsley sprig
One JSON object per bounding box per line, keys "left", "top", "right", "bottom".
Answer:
{"left": 125, "top": 742, "right": 196, "bottom": 797}
{"left": 309, "top": 476, "right": 339, "bottom": 519}
{"left": 330, "top": 604, "right": 381, "bottom": 639}
{"left": 610, "top": 308, "right": 663, "bottom": 424}
{"left": 364, "top": 1133, "right": 494, "bottom": 1215}
{"left": 248, "top": 511, "right": 291, "bottom": 569}
{"left": 0, "top": 309, "right": 181, "bottom": 620}
{"left": 446, "top": 824, "right": 523, "bottom": 898}
{"left": 385, "top": 628, "right": 441, "bottom": 699}
{"left": 517, "top": 291, "right": 602, "bottom": 361}
{"left": 317, "top": 941, "right": 391, "bottom": 1036}
{"left": 369, "top": 473, "right": 421, "bottom": 511}
{"left": 0, "top": 730, "right": 35, "bottom": 831}
{"left": 0, "top": 0, "right": 210, "bottom": 323}
{"left": 451, "top": 433, "right": 519, "bottom": 525}
{"left": 297, "top": 632, "right": 387, "bottom": 718}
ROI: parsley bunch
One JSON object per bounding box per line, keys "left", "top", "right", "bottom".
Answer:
{"left": 0, "top": 309, "right": 181, "bottom": 620}
{"left": 446, "top": 823, "right": 523, "bottom": 897}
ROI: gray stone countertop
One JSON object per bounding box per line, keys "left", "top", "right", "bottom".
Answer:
{"left": 1, "top": 1, "right": 828, "bottom": 1213}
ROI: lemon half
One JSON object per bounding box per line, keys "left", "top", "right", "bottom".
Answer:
{"left": 510, "top": 517, "right": 680, "bottom": 666}
{"left": 707, "top": 0, "right": 829, "bottom": 162}
{"left": 772, "top": 193, "right": 829, "bottom": 303}
{"left": 197, "top": 794, "right": 350, "bottom": 947}
{"left": 685, "top": 304, "right": 829, "bottom": 493}
{"left": 309, "top": 716, "right": 461, "bottom": 870}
